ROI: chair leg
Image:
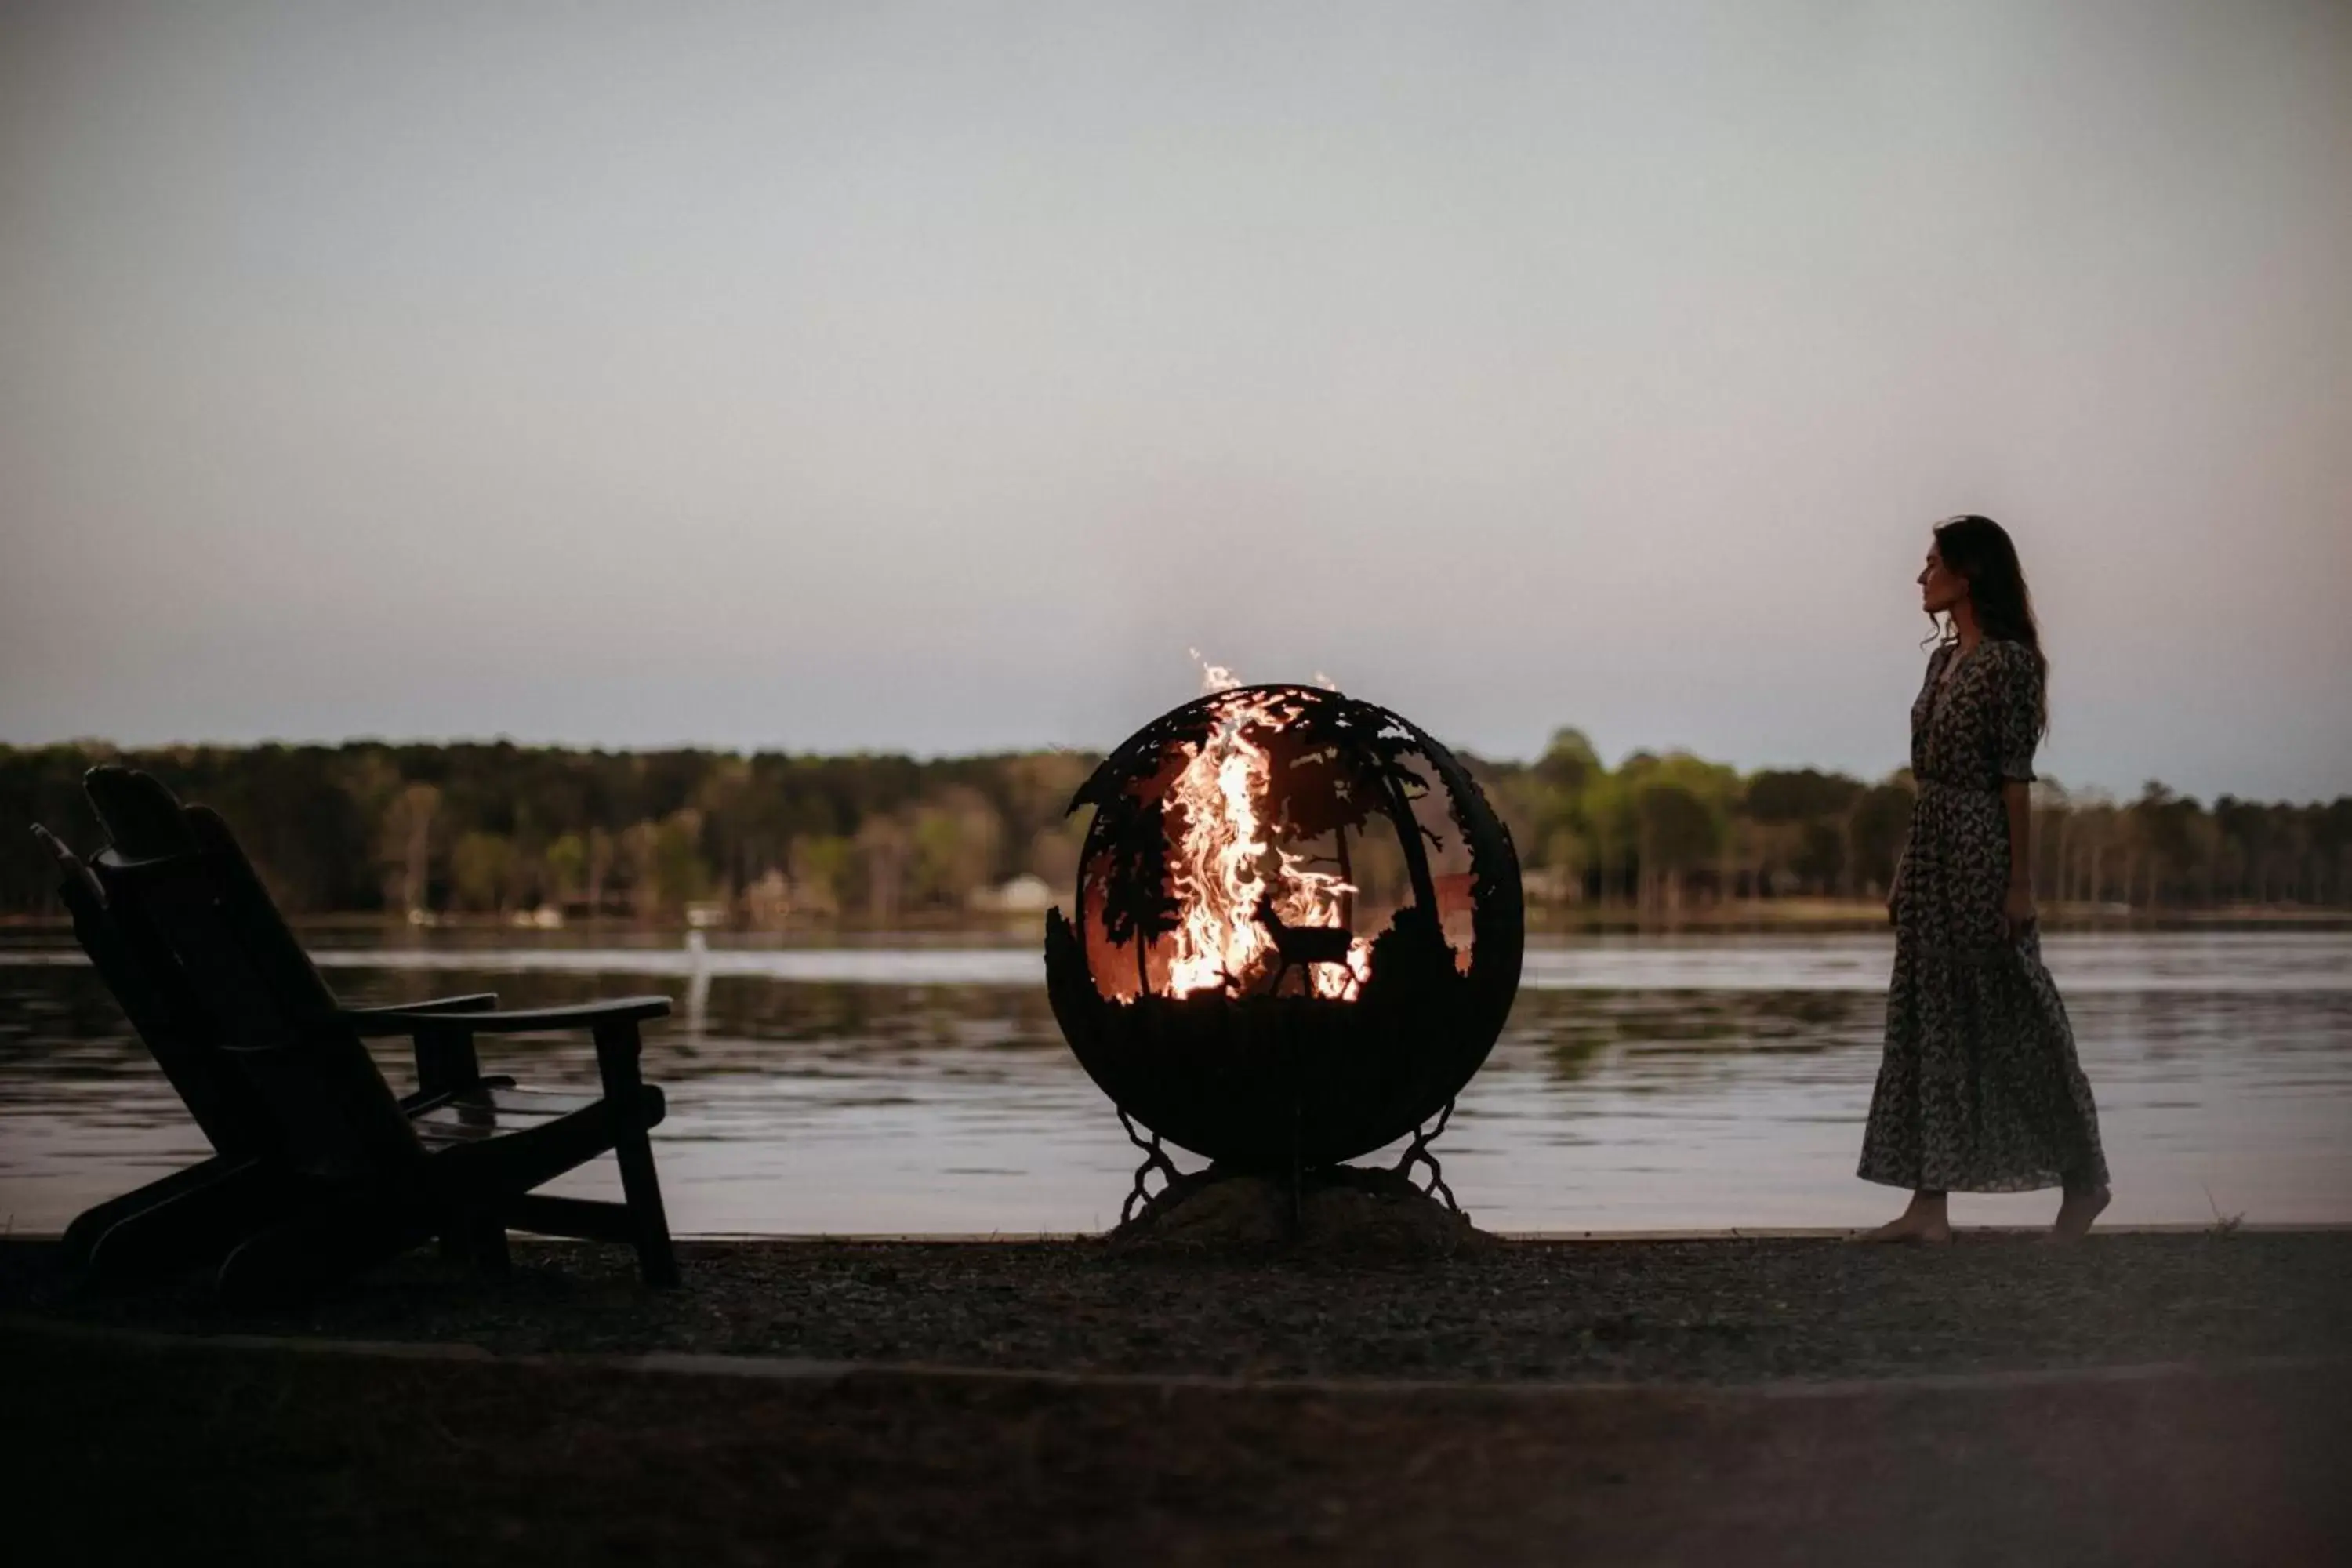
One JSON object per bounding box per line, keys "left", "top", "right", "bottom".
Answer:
{"left": 82, "top": 1160, "right": 289, "bottom": 1287}
{"left": 613, "top": 1115, "right": 677, "bottom": 1287}
{"left": 594, "top": 1020, "right": 678, "bottom": 1287}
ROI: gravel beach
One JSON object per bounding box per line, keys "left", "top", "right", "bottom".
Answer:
{"left": 7, "top": 1230, "right": 2347, "bottom": 1382}
{"left": 7, "top": 1232, "right": 2347, "bottom": 1565}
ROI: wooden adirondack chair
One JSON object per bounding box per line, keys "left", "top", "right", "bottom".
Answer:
{"left": 38, "top": 799, "right": 499, "bottom": 1278}
{"left": 42, "top": 766, "right": 680, "bottom": 1299}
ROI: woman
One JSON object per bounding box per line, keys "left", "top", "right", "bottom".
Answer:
{"left": 1860, "top": 515, "right": 2111, "bottom": 1243}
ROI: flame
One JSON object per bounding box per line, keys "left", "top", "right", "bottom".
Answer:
{"left": 1189, "top": 648, "right": 1242, "bottom": 695}
{"left": 1158, "top": 684, "right": 1374, "bottom": 1001}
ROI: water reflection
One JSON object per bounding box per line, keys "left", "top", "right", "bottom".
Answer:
{"left": 2, "top": 935, "right": 2349, "bottom": 1236}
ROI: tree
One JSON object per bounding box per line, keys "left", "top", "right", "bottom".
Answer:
{"left": 382, "top": 782, "right": 441, "bottom": 916}
{"left": 651, "top": 809, "right": 711, "bottom": 912}
{"left": 788, "top": 833, "right": 854, "bottom": 916}
{"left": 1745, "top": 769, "right": 1864, "bottom": 826}
{"left": 855, "top": 815, "right": 912, "bottom": 925}
{"left": 1846, "top": 779, "right": 1915, "bottom": 897}
{"left": 1738, "top": 770, "right": 1863, "bottom": 901}
{"left": 543, "top": 833, "right": 587, "bottom": 909}
{"left": 909, "top": 786, "right": 1004, "bottom": 909}
{"left": 1534, "top": 728, "right": 1601, "bottom": 795}
{"left": 1025, "top": 818, "right": 1087, "bottom": 893}
{"left": 1795, "top": 820, "right": 1846, "bottom": 892}
{"left": 586, "top": 826, "right": 616, "bottom": 916}
{"left": 1634, "top": 782, "right": 1720, "bottom": 913}
{"left": 619, "top": 820, "right": 660, "bottom": 919}
{"left": 1539, "top": 823, "right": 1591, "bottom": 899}
{"left": 449, "top": 831, "right": 518, "bottom": 913}
{"left": 5, "top": 737, "right": 2344, "bottom": 922}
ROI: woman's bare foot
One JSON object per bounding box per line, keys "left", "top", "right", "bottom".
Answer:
{"left": 1857, "top": 1195, "right": 1951, "bottom": 1243}
{"left": 2045, "top": 1186, "right": 2111, "bottom": 1244}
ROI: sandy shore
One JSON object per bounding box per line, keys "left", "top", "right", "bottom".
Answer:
{"left": 6, "top": 1233, "right": 2347, "bottom": 1565}
{"left": 7, "top": 1231, "right": 2347, "bottom": 1381}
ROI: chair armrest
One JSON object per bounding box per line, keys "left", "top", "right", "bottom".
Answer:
{"left": 337, "top": 996, "right": 673, "bottom": 1037}
{"left": 339, "top": 998, "right": 503, "bottom": 1097}
{"left": 343, "top": 993, "right": 499, "bottom": 1017}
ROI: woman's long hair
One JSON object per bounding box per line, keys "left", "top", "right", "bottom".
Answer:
{"left": 1933, "top": 513, "right": 2048, "bottom": 739}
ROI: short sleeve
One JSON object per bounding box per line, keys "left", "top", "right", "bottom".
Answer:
{"left": 1991, "top": 642, "right": 2042, "bottom": 783}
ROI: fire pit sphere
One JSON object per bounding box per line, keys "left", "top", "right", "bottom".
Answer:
{"left": 1045, "top": 684, "right": 1523, "bottom": 1172}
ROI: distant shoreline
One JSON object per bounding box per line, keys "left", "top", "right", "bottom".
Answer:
{"left": 5, "top": 902, "right": 2349, "bottom": 939}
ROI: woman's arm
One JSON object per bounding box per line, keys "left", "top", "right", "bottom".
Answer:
{"left": 2002, "top": 780, "right": 2035, "bottom": 936}
{"left": 1991, "top": 641, "right": 2042, "bottom": 938}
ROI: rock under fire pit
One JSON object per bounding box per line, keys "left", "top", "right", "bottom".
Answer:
{"left": 1111, "top": 1163, "right": 1498, "bottom": 1257}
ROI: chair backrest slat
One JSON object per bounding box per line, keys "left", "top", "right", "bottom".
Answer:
{"left": 33, "top": 824, "right": 272, "bottom": 1157}
{"left": 83, "top": 770, "right": 423, "bottom": 1182}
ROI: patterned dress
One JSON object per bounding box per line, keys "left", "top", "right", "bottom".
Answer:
{"left": 1859, "top": 637, "right": 2110, "bottom": 1194}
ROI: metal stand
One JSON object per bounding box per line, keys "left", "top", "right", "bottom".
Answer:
{"left": 1392, "top": 1098, "right": 1460, "bottom": 1214}
{"left": 1119, "top": 1109, "right": 1183, "bottom": 1225}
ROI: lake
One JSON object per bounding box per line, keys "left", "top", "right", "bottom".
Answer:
{"left": 3, "top": 931, "right": 2347, "bottom": 1236}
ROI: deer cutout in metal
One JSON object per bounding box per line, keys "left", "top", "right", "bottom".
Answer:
{"left": 1253, "top": 890, "right": 1356, "bottom": 996}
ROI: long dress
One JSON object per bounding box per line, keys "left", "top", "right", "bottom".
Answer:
{"left": 1859, "top": 637, "right": 2110, "bottom": 1194}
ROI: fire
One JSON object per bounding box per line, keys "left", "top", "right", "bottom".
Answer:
{"left": 1159, "top": 678, "right": 1374, "bottom": 1001}
{"left": 1188, "top": 648, "right": 1241, "bottom": 696}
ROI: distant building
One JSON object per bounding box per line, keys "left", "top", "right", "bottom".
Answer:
{"left": 1520, "top": 866, "right": 1582, "bottom": 904}
{"left": 969, "top": 873, "right": 1055, "bottom": 914}
{"left": 740, "top": 868, "right": 793, "bottom": 929}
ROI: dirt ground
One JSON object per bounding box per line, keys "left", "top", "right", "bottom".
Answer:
{"left": 5, "top": 1233, "right": 2347, "bottom": 1565}
{"left": 5, "top": 1230, "right": 2347, "bottom": 1382}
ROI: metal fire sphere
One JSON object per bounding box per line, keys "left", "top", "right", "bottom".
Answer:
{"left": 1044, "top": 684, "right": 1524, "bottom": 1171}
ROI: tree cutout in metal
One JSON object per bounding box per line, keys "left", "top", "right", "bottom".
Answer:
{"left": 1044, "top": 684, "right": 1523, "bottom": 1172}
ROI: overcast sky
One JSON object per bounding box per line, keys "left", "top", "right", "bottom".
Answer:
{"left": 3, "top": 2, "right": 2347, "bottom": 800}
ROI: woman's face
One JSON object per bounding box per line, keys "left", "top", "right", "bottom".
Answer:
{"left": 1918, "top": 541, "right": 1969, "bottom": 615}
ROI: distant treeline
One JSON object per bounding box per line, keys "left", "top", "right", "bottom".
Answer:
{"left": 4, "top": 735, "right": 2348, "bottom": 921}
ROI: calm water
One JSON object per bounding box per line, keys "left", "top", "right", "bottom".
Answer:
{"left": 2, "top": 932, "right": 2347, "bottom": 1236}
